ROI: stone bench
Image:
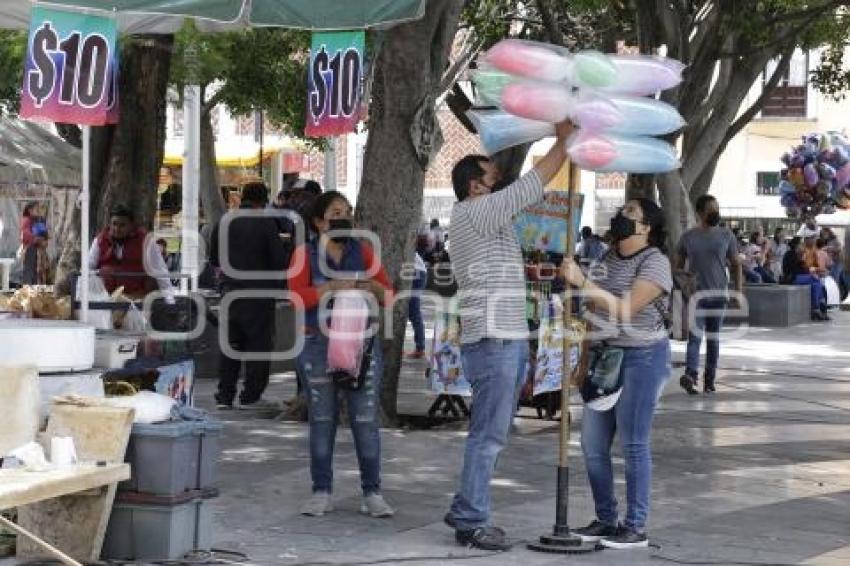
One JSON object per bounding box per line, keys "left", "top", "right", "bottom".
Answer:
{"left": 742, "top": 284, "right": 810, "bottom": 327}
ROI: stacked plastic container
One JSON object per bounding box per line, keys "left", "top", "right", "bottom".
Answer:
{"left": 102, "top": 419, "right": 223, "bottom": 561}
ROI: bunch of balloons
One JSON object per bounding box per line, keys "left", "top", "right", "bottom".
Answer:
{"left": 467, "top": 39, "right": 686, "bottom": 174}
{"left": 778, "top": 132, "right": 850, "bottom": 219}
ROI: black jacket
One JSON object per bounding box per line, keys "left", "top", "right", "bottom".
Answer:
{"left": 209, "top": 206, "right": 287, "bottom": 291}
{"left": 780, "top": 249, "right": 806, "bottom": 284}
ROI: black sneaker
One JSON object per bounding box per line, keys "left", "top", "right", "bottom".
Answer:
{"left": 703, "top": 373, "right": 716, "bottom": 393}
{"left": 573, "top": 520, "right": 619, "bottom": 543}
{"left": 455, "top": 526, "right": 512, "bottom": 551}
{"left": 679, "top": 372, "right": 698, "bottom": 395}
{"left": 599, "top": 527, "right": 648, "bottom": 549}
{"left": 445, "top": 513, "right": 505, "bottom": 535}
{"left": 214, "top": 393, "right": 233, "bottom": 410}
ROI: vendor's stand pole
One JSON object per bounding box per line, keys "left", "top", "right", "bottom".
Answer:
{"left": 79, "top": 125, "right": 91, "bottom": 324}
{"left": 0, "top": 515, "right": 82, "bottom": 566}
{"left": 324, "top": 136, "right": 337, "bottom": 191}
{"left": 181, "top": 83, "right": 201, "bottom": 292}
{"left": 528, "top": 161, "right": 595, "bottom": 554}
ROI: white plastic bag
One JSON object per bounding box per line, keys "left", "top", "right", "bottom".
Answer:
{"left": 122, "top": 302, "right": 147, "bottom": 332}
{"left": 102, "top": 391, "right": 176, "bottom": 424}
{"left": 327, "top": 291, "right": 370, "bottom": 381}
{"left": 824, "top": 275, "right": 840, "bottom": 306}
{"left": 76, "top": 275, "right": 112, "bottom": 329}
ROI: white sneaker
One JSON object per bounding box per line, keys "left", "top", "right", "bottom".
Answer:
{"left": 360, "top": 493, "right": 395, "bottom": 518}
{"left": 301, "top": 492, "right": 334, "bottom": 516}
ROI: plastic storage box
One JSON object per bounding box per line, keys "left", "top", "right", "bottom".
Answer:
{"left": 120, "top": 419, "right": 222, "bottom": 495}
{"left": 102, "top": 489, "right": 217, "bottom": 561}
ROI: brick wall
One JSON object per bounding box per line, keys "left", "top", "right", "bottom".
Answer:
{"left": 423, "top": 105, "right": 484, "bottom": 189}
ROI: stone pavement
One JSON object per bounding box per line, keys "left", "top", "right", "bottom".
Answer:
{"left": 194, "top": 311, "right": 850, "bottom": 565}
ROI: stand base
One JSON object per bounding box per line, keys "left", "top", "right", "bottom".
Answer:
{"left": 527, "top": 533, "right": 597, "bottom": 554}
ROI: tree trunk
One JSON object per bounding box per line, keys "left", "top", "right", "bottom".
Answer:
{"left": 355, "top": 0, "right": 464, "bottom": 423}
{"left": 657, "top": 170, "right": 694, "bottom": 251}
{"left": 200, "top": 104, "right": 226, "bottom": 226}
{"left": 626, "top": 174, "right": 657, "bottom": 202}
{"left": 55, "top": 35, "right": 173, "bottom": 293}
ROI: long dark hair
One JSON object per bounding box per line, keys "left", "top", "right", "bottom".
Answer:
{"left": 309, "top": 190, "right": 350, "bottom": 232}
{"left": 22, "top": 201, "right": 38, "bottom": 218}
{"left": 635, "top": 198, "right": 668, "bottom": 254}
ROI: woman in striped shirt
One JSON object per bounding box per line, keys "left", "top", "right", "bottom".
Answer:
{"left": 559, "top": 198, "right": 672, "bottom": 550}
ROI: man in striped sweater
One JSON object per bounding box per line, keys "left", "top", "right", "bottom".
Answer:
{"left": 444, "top": 120, "right": 575, "bottom": 551}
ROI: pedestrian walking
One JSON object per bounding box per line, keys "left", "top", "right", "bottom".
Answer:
{"left": 675, "top": 195, "right": 742, "bottom": 394}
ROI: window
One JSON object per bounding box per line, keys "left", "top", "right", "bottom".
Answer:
{"left": 762, "top": 50, "right": 808, "bottom": 118}
{"left": 756, "top": 171, "right": 780, "bottom": 195}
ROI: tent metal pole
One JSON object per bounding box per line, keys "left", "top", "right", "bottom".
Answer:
{"left": 79, "top": 125, "right": 90, "bottom": 323}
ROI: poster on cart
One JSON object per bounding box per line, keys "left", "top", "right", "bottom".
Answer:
{"left": 514, "top": 191, "right": 584, "bottom": 255}
{"left": 532, "top": 297, "right": 581, "bottom": 396}
{"left": 428, "top": 305, "right": 472, "bottom": 397}
{"left": 20, "top": 6, "right": 119, "bottom": 125}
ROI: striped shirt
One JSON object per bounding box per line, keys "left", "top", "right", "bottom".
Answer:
{"left": 450, "top": 170, "right": 544, "bottom": 344}
{"left": 588, "top": 247, "right": 672, "bottom": 347}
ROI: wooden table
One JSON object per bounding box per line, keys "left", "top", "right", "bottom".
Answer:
{"left": 0, "top": 463, "right": 130, "bottom": 510}
{"left": 0, "top": 463, "right": 130, "bottom": 566}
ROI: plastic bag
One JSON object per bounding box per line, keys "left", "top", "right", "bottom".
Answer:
{"left": 102, "top": 391, "right": 176, "bottom": 424}
{"left": 122, "top": 302, "right": 147, "bottom": 332}
{"left": 467, "top": 109, "right": 554, "bottom": 155}
{"left": 483, "top": 39, "right": 684, "bottom": 95}
{"left": 326, "top": 291, "right": 370, "bottom": 387}
{"left": 566, "top": 131, "right": 680, "bottom": 173}
{"left": 76, "top": 274, "right": 112, "bottom": 330}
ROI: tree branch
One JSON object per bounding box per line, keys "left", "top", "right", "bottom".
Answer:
{"left": 536, "top": 0, "right": 565, "bottom": 47}
{"left": 724, "top": 48, "right": 794, "bottom": 146}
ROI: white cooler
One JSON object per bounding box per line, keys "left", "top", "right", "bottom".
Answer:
{"left": 95, "top": 331, "right": 142, "bottom": 369}
{"left": 0, "top": 319, "right": 95, "bottom": 373}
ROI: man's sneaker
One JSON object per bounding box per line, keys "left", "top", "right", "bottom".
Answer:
{"left": 444, "top": 513, "right": 506, "bottom": 535}
{"left": 455, "top": 526, "right": 512, "bottom": 551}
{"left": 238, "top": 398, "right": 281, "bottom": 411}
{"left": 301, "top": 492, "right": 333, "bottom": 517}
{"left": 599, "top": 527, "right": 649, "bottom": 549}
{"left": 360, "top": 493, "right": 395, "bottom": 518}
{"left": 679, "top": 372, "right": 699, "bottom": 395}
{"left": 406, "top": 350, "right": 426, "bottom": 359}
{"left": 573, "top": 520, "right": 619, "bottom": 543}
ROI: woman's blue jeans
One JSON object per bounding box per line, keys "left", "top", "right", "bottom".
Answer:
{"left": 793, "top": 274, "right": 826, "bottom": 311}
{"left": 581, "top": 339, "right": 671, "bottom": 532}
{"left": 298, "top": 334, "right": 383, "bottom": 495}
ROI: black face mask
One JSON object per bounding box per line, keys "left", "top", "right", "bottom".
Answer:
{"left": 328, "top": 218, "right": 353, "bottom": 243}
{"left": 609, "top": 212, "right": 637, "bottom": 242}
{"left": 705, "top": 211, "right": 721, "bottom": 227}
{"left": 490, "top": 179, "right": 510, "bottom": 193}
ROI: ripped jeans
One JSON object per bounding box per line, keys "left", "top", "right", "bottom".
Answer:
{"left": 298, "top": 334, "right": 383, "bottom": 495}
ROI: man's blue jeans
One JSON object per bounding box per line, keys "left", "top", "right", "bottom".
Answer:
{"left": 449, "top": 338, "right": 529, "bottom": 530}
{"left": 408, "top": 270, "right": 427, "bottom": 352}
{"left": 686, "top": 296, "right": 728, "bottom": 377}
{"left": 298, "top": 334, "right": 383, "bottom": 495}
{"left": 581, "top": 339, "right": 671, "bottom": 532}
